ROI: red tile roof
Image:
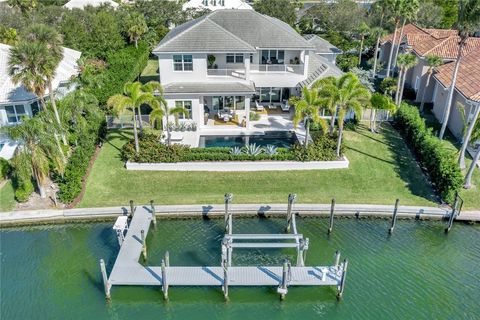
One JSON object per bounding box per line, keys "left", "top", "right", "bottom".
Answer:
{"left": 434, "top": 51, "right": 480, "bottom": 102}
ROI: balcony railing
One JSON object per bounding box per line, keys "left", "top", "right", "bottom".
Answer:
{"left": 207, "top": 68, "right": 246, "bottom": 79}
{"left": 250, "top": 64, "right": 304, "bottom": 74}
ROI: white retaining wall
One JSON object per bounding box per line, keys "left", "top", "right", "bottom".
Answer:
{"left": 125, "top": 157, "right": 349, "bottom": 171}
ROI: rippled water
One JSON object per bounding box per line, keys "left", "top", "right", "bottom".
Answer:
{"left": 1, "top": 218, "right": 479, "bottom": 319}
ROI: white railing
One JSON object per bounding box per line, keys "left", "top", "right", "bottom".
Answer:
{"left": 207, "top": 68, "right": 246, "bottom": 79}
{"left": 250, "top": 64, "right": 304, "bottom": 74}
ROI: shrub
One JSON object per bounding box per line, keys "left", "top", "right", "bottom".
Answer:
{"left": 292, "top": 134, "right": 339, "bottom": 161}
{"left": 15, "top": 181, "right": 34, "bottom": 203}
{"left": 250, "top": 112, "right": 261, "bottom": 121}
{"left": 0, "top": 158, "right": 10, "bottom": 180}
{"left": 394, "top": 103, "right": 462, "bottom": 203}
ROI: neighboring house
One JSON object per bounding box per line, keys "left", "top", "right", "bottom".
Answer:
{"left": 183, "top": 0, "right": 252, "bottom": 11}
{"left": 431, "top": 51, "right": 480, "bottom": 140}
{"left": 303, "top": 34, "right": 343, "bottom": 65}
{"left": 152, "top": 9, "right": 342, "bottom": 134}
{"left": 64, "top": 0, "right": 119, "bottom": 10}
{"left": 379, "top": 23, "right": 480, "bottom": 105}
{"left": 0, "top": 43, "right": 81, "bottom": 159}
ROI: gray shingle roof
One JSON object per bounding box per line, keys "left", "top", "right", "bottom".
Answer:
{"left": 154, "top": 10, "right": 314, "bottom": 53}
{"left": 163, "top": 82, "right": 256, "bottom": 95}
{"left": 303, "top": 34, "right": 343, "bottom": 55}
{"left": 297, "top": 54, "right": 343, "bottom": 89}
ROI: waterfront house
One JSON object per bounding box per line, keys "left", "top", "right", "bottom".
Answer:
{"left": 182, "top": 0, "right": 253, "bottom": 11}
{"left": 63, "top": 0, "right": 119, "bottom": 10}
{"left": 0, "top": 43, "right": 81, "bottom": 159}
{"left": 152, "top": 9, "right": 341, "bottom": 144}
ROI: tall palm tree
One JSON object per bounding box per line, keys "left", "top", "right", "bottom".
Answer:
{"left": 391, "top": 0, "right": 419, "bottom": 70}
{"left": 125, "top": 12, "right": 148, "bottom": 49}
{"left": 8, "top": 42, "right": 48, "bottom": 109}
{"left": 459, "top": 107, "right": 480, "bottom": 170}
{"left": 463, "top": 119, "right": 480, "bottom": 188}
{"left": 439, "top": 0, "right": 480, "bottom": 139}
{"left": 312, "top": 77, "right": 339, "bottom": 135}
{"left": 385, "top": 0, "right": 405, "bottom": 78}
{"left": 289, "top": 87, "right": 326, "bottom": 147}
{"left": 395, "top": 53, "right": 417, "bottom": 106}
{"left": 419, "top": 55, "right": 442, "bottom": 113}
{"left": 372, "top": 0, "right": 394, "bottom": 76}
{"left": 149, "top": 95, "right": 188, "bottom": 146}
{"left": 24, "top": 24, "right": 65, "bottom": 141}
{"left": 357, "top": 22, "right": 370, "bottom": 67}
{"left": 5, "top": 116, "right": 64, "bottom": 198}
{"left": 369, "top": 92, "right": 396, "bottom": 133}
{"left": 107, "top": 82, "right": 158, "bottom": 153}
{"left": 317, "top": 73, "right": 371, "bottom": 157}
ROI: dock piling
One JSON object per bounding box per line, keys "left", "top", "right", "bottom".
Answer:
{"left": 388, "top": 199, "right": 400, "bottom": 234}
{"left": 222, "top": 259, "right": 229, "bottom": 300}
{"left": 286, "top": 194, "right": 297, "bottom": 232}
{"left": 150, "top": 200, "right": 156, "bottom": 228}
{"left": 277, "top": 259, "right": 289, "bottom": 300}
{"left": 165, "top": 251, "right": 170, "bottom": 267}
{"left": 99, "top": 259, "right": 111, "bottom": 300}
{"left": 337, "top": 258, "right": 348, "bottom": 299}
{"left": 129, "top": 200, "right": 135, "bottom": 218}
{"left": 334, "top": 250, "right": 341, "bottom": 268}
{"left": 445, "top": 193, "right": 459, "bottom": 233}
{"left": 328, "top": 198, "right": 335, "bottom": 234}
{"left": 141, "top": 229, "right": 147, "bottom": 260}
{"left": 161, "top": 259, "right": 168, "bottom": 300}
{"left": 224, "top": 193, "right": 233, "bottom": 235}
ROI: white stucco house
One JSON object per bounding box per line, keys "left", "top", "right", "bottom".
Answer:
{"left": 0, "top": 43, "right": 81, "bottom": 159}
{"left": 63, "top": 0, "right": 119, "bottom": 10}
{"left": 152, "top": 10, "right": 341, "bottom": 145}
{"left": 182, "top": 0, "right": 252, "bottom": 11}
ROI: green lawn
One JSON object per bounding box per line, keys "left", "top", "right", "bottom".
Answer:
{"left": 78, "top": 124, "right": 441, "bottom": 208}
{"left": 139, "top": 58, "right": 159, "bottom": 84}
{"left": 0, "top": 180, "right": 16, "bottom": 212}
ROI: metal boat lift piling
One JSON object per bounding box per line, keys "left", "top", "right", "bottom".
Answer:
{"left": 100, "top": 194, "right": 348, "bottom": 301}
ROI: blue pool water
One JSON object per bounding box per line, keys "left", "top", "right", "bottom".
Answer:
{"left": 199, "top": 131, "right": 297, "bottom": 148}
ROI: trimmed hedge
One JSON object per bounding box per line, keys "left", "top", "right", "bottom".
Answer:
{"left": 121, "top": 133, "right": 339, "bottom": 163}
{"left": 394, "top": 103, "right": 462, "bottom": 203}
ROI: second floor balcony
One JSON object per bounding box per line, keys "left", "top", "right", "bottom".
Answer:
{"left": 250, "top": 64, "right": 304, "bottom": 74}
{"left": 207, "top": 68, "right": 246, "bottom": 79}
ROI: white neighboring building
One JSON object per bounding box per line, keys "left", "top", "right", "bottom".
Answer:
{"left": 64, "top": 0, "right": 119, "bottom": 10}
{"left": 0, "top": 43, "right": 81, "bottom": 159}
{"left": 183, "top": 0, "right": 252, "bottom": 11}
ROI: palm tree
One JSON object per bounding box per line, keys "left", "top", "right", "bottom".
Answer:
{"left": 5, "top": 116, "right": 64, "bottom": 198}
{"left": 459, "top": 106, "right": 480, "bottom": 170}
{"left": 391, "top": 0, "right": 420, "bottom": 70}
{"left": 312, "top": 77, "right": 339, "bottom": 135}
{"left": 372, "top": 0, "right": 394, "bottom": 76}
{"left": 317, "top": 73, "right": 371, "bottom": 157}
{"left": 125, "top": 12, "right": 148, "bottom": 49}
{"left": 7, "top": 0, "right": 37, "bottom": 14}
{"left": 357, "top": 22, "right": 370, "bottom": 67}
{"left": 8, "top": 42, "right": 48, "bottom": 109}
{"left": 369, "top": 92, "right": 396, "bottom": 133}
{"left": 419, "top": 55, "right": 442, "bottom": 113}
{"left": 24, "top": 24, "right": 65, "bottom": 139}
{"left": 385, "top": 0, "right": 405, "bottom": 78}
{"left": 439, "top": 0, "right": 480, "bottom": 139}
{"left": 395, "top": 53, "right": 417, "bottom": 106}
{"left": 289, "top": 87, "right": 326, "bottom": 147}
{"left": 107, "top": 82, "right": 158, "bottom": 153}
{"left": 463, "top": 121, "right": 480, "bottom": 188}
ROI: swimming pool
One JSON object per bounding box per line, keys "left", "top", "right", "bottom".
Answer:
{"left": 198, "top": 131, "right": 297, "bottom": 148}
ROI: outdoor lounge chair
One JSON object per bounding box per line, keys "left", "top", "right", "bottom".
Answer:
{"left": 170, "top": 132, "right": 184, "bottom": 142}
{"left": 281, "top": 101, "right": 290, "bottom": 112}
{"left": 268, "top": 104, "right": 277, "bottom": 110}
{"left": 255, "top": 101, "right": 264, "bottom": 111}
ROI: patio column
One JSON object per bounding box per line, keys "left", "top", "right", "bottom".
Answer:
{"left": 302, "top": 50, "right": 309, "bottom": 77}
{"left": 197, "top": 96, "right": 205, "bottom": 129}
{"left": 244, "top": 54, "right": 250, "bottom": 81}
{"left": 245, "top": 97, "right": 251, "bottom": 129}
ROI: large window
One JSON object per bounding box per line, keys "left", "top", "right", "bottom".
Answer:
{"left": 257, "top": 87, "right": 290, "bottom": 104}
{"left": 212, "top": 96, "right": 246, "bottom": 111}
{"left": 175, "top": 100, "right": 192, "bottom": 119}
{"left": 4, "top": 104, "right": 28, "bottom": 124}
{"left": 226, "top": 53, "right": 244, "bottom": 64}
{"left": 261, "top": 50, "right": 285, "bottom": 64}
{"left": 173, "top": 55, "right": 193, "bottom": 71}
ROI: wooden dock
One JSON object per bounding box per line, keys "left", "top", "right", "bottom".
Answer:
{"left": 101, "top": 195, "right": 347, "bottom": 300}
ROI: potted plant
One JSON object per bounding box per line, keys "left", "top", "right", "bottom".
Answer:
{"left": 208, "top": 55, "right": 216, "bottom": 69}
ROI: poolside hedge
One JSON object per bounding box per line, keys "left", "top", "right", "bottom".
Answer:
{"left": 121, "top": 133, "right": 340, "bottom": 163}
{"left": 394, "top": 103, "right": 462, "bottom": 203}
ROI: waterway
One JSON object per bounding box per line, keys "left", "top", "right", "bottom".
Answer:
{"left": 1, "top": 218, "right": 479, "bottom": 319}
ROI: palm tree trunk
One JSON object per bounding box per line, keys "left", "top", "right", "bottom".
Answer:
{"left": 48, "top": 80, "right": 66, "bottom": 145}
{"left": 358, "top": 37, "right": 364, "bottom": 66}
{"left": 135, "top": 38, "right": 138, "bottom": 49}
{"left": 370, "top": 108, "right": 375, "bottom": 132}
{"left": 166, "top": 122, "right": 172, "bottom": 146}
{"left": 386, "top": 20, "right": 399, "bottom": 78}
{"left": 395, "top": 69, "right": 403, "bottom": 105}
{"left": 419, "top": 71, "right": 432, "bottom": 113}
{"left": 372, "top": 13, "right": 384, "bottom": 76}
{"left": 439, "top": 40, "right": 465, "bottom": 139}
{"left": 133, "top": 114, "right": 140, "bottom": 153}
{"left": 392, "top": 19, "right": 406, "bottom": 70}
{"left": 39, "top": 96, "right": 47, "bottom": 110}
{"left": 372, "top": 109, "right": 377, "bottom": 132}
{"left": 137, "top": 106, "right": 144, "bottom": 132}
{"left": 32, "top": 167, "right": 46, "bottom": 199}
{"left": 329, "top": 106, "right": 337, "bottom": 135}
{"left": 459, "top": 106, "right": 480, "bottom": 170}
{"left": 336, "top": 123, "right": 343, "bottom": 158}
{"left": 304, "top": 118, "right": 310, "bottom": 147}
{"left": 398, "top": 69, "right": 407, "bottom": 106}
{"left": 464, "top": 146, "right": 480, "bottom": 189}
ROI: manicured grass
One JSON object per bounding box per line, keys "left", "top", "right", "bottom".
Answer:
{"left": 139, "top": 58, "right": 159, "bottom": 84}
{"left": 78, "top": 124, "right": 440, "bottom": 208}
{"left": 0, "top": 180, "right": 16, "bottom": 212}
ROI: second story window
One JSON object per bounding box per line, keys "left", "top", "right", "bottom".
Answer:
{"left": 226, "top": 53, "right": 244, "bottom": 64}
{"left": 173, "top": 54, "right": 193, "bottom": 71}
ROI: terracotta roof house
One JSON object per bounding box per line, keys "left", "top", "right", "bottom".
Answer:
{"left": 431, "top": 51, "right": 480, "bottom": 139}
